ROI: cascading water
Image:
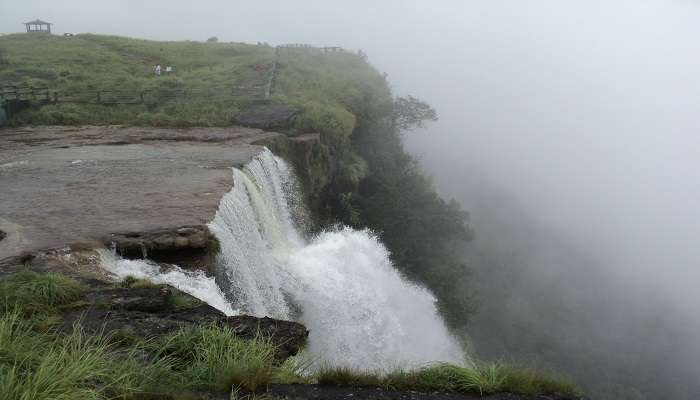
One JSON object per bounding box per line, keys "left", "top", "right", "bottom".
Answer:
{"left": 209, "top": 149, "right": 462, "bottom": 368}
{"left": 101, "top": 148, "right": 463, "bottom": 369}
{"left": 100, "top": 251, "right": 235, "bottom": 316}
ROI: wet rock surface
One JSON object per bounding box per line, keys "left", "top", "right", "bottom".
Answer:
{"left": 110, "top": 225, "right": 218, "bottom": 272}
{"left": 61, "top": 278, "right": 309, "bottom": 359}
{"left": 0, "top": 125, "right": 283, "bottom": 260}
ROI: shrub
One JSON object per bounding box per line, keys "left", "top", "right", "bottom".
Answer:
{"left": 292, "top": 101, "right": 356, "bottom": 145}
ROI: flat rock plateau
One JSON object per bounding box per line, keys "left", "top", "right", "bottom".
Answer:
{"left": 0, "top": 125, "right": 281, "bottom": 261}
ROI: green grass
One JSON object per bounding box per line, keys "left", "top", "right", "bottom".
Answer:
{"left": 167, "top": 292, "right": 204, "bottom": 311}
{"left": 0, "top": 271, "right": 292, "bottom": 397}
{"left": 272, "top": 354, "right": 316, "bottom": 385}
{"left": 153, "top": 325, "right": 278, "bottom": 392}
{"left": 0, "top": 270, "right": 86, "bottom": 315}
{"left": 0, "top": 311, "right": 176, "bottom": 400}
{"left": 0, "top": 309, "right": 283, "bottom": 399}
{"left": 273, "top": 47, "right": 391, "bottom": 145}
{"left": 116, "top": 275, "right": 161, "bottom": 289}
{"left": 315, "top": 363, "right": 578, "bottom": 396}
{"left": 0, "top": 33, "right": 274, "bottom": 126}
{"left": 0, "top": 33, "right": 273, "bottom": 92}
{"left": 0, "top": 270, "right": 577, "bottom": 398}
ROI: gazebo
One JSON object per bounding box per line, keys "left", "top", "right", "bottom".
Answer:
{"left": 24, "top": 19, "right": 52, "bottom": 34}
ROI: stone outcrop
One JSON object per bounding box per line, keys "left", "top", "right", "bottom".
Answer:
{"left": 109, "top": 225, "right": 218, "bottom": 272}
{"left": 61, "top": 278, "right": 309, "bottom": 359}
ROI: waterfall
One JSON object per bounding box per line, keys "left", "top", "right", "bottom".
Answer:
{"left": 101, "top": 148, "right": 463, "bottom": 369}
{"left": 210, "top": 149, "right": 462, "bottom": 368}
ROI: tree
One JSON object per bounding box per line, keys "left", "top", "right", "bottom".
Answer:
{"left": 206, "top": 36, "right": 219, "bottom": 43}
{"left": 392, "top": 95, "right": 438, "bottom": 131}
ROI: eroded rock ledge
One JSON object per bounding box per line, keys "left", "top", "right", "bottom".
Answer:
{"left": 109, "top": 225, "right": 219, "bottom": 272}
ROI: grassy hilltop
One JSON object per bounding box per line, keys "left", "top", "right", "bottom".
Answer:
{"left": 0, "top": 33, "right": 385, "bottom": 134}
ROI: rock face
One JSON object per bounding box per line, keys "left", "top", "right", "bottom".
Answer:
{"left": 109, "top": 225, "right": 218, "bottom": 272}
{"left": 61, "top": 279, "right": 309, "bottom": 359}
{"left": 268, "top": 385, "right": 586, "bottom": 400}
{"left": 0, "top": 126, "right": 283, "bottom": 261}
{"left": 233, "top": 104, "right": 299, "bottom": 130}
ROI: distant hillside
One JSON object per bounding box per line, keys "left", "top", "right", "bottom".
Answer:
{"left": 0, "top": 33, "right": 387, "bottom": 132}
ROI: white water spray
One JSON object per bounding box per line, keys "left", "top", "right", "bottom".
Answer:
{"left": 284, "top": 227, "right": 462, "bottom": 367}
{"left": 100, "top": 148, "right": 463, "bottom": 369}
{"left": 99, "top": 251, "right": 235, "bottom": 316}
{"left": 210, "top": 149, "right": 462, "bottom": 368}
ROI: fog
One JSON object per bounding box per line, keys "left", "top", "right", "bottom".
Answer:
{"left": 3, "top": 1, "right": 700, "bottom": 398}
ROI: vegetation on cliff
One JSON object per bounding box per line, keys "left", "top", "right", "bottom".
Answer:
{"left": 273, "top": 47, "right": 475, "bottom": 332}
{"left": 0, "top": 271, "right": 577, "bottom": 399}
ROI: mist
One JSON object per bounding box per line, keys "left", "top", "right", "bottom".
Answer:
{"left": 3, "top": 0, "right": 700, "bottom": 397}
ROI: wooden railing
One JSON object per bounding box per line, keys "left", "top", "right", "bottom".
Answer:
{"left": 0, "top": 86, "right": 50, "bottom": 102}
{"left": 0, "top": 85, "right": 266, "bottom": 105}
{"left": 278, "top": 44, "right": 345, "bottom": 53}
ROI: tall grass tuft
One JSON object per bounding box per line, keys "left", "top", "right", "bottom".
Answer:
{"left": 312, "top": 362, "right": 578, "bottom": 397}
{"left": 316, "top": 365, "right": 384, "bottom": 388}
{"left": 155, "top": 325, "right": 278, "bottom": 392}
{"left": 0, "top": 311, "right": 176, "bottom": 400}
{"left": 0, "top": 270, "right": 86, "bottom": 315}
{"left": 272, "top": 353, "right": 316, "bottom": 385}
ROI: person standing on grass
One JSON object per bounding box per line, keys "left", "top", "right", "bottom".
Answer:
{"left": 154, "top": 64, "right": 162, "bottom": 76}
